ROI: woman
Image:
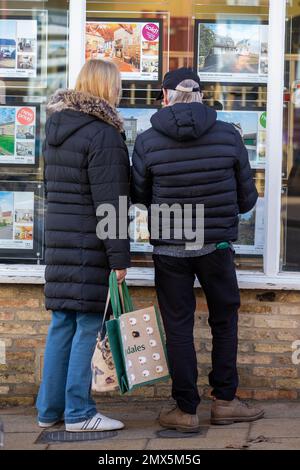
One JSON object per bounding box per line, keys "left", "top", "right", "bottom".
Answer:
{"left": 37, "top": 60, "right": 130, "bottom": 432}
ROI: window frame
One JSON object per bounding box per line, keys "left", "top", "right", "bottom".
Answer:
{"left": 1, "top": 0, "right": 296, "bottom": 289}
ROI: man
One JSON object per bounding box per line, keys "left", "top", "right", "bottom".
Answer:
{"left": 131, "top": 68, "right": 264, "bottom": 432}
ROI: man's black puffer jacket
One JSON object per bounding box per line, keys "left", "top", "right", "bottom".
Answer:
{"left": 43, "top": 89, "right": 130, "bottom": 313}
{"left": 131, "top": 102, "right": 258, "bottom": 246}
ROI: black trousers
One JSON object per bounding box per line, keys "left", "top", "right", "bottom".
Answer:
{"left": 153, "top": 248, "right": 240, "bottom": 414}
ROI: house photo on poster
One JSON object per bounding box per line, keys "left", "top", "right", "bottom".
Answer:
{"left": 217, "top": 110, "right": 266, "bottom": 169}
{"left": 86, "top": 19, "right": 162, "bottom": 82}
{"left": 195, "top": 20, "right": 268, "bottom": 84}
{"left": 234, "top": 197, "right": 264, "bottom": 255}
{"left": 118, "top": 107, "right": 158, "bottom": 161}
{"left": 0, "top": 18, "right": 38, "bottom": 79}
{"left": 0, "top": 104, "right": 39, "bottom": 165}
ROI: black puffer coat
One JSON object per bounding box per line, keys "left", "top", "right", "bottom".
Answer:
{"left": 131, "top": 102, "right": 258, "bottom": 246}
{"left": 44, "top": 89, "right": 130, "bottom": 313}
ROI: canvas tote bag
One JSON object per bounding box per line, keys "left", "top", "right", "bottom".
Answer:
{"left": 106, "top": 272, "right": 169, "bottom": 394}
{"left": 91, "top": 290, "right": 119, "bottom": 393}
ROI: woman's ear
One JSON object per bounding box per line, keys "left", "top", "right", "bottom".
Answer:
{"left": 163, "top": 88, "right": 169, "bottom": 106}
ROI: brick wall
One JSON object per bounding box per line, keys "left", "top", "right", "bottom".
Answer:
{"left": 0, "top": 284, "right": 300, "bottom": 407}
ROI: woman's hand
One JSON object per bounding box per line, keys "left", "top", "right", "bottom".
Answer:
{"left": 114, "top": 269, "right": 127, "bottom": 284}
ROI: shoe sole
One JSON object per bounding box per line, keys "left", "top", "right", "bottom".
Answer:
{"left": 211, "top": 411, "right": 265, "bottom": 425}
{"left": 159, "top": 421, "right": 201, "bottom": 433}
{"left": 38, "top": 422, "right": 61, "bottom": 428}
{"left": 66, "top": 426, "right": 125, "bottom": 433}
{"left": 39, "top": 424, "right": 57, "bottom": 428}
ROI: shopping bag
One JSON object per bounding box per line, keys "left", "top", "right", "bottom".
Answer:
{"left": 91, "top": 291, "right": 119, "bottom": 393}
{"left": 106, "top": 271, "right": 169, "bottom": 394}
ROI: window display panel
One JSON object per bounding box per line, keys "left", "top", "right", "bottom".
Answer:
{"left": 194, "top": 19, "right": 268, "bottom": 84}
{"left": 0, "top": 0, "right": 69, "bottom": 263}
{"left": 217, "top": 110, "right": 266, "bottom": 169}
{"left": 85, "top": 19, "right": 163, "bottom": 83}
{"left": 234, "top": 196, "right": 264, "bottom": 255}
{"left": 0, "top": 98, "right": 41, "bottom": 166}
{"left": 0, "top": 9, "right": 48, "bottom": 88}
{"left": 0, "top": 181, "right": 44, "bottom": 260}
{"left": 129, "top": 206, "right": 152, "bottom": 254}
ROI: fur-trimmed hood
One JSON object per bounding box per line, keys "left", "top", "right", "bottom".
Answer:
{"left": 45, "top": 89, "right": 124, "bottom": 146}
{"left": 47, "top": 89, "right": 123, "bottom": 132}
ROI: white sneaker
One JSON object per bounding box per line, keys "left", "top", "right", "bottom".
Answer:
{"left": 65, "top": 412, "right": 125, "bottom": 432}
{"left": 38, "top": 420, "right": 60, "bottom": 428}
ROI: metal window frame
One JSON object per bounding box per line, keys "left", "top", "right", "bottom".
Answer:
{"left": 1, "top": 0, "right": 298, "bottom": 289}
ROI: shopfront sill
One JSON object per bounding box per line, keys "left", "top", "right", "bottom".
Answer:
{"left": 0, "top": 265, "right": 299, "bottom": 290}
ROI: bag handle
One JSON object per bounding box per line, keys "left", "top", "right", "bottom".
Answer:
{"left": 120, "top": 281, "right": 134, "bottom": 312}
{"left": 109, "top": 271, "right": 134, "bottom": 319}
{"left": 99, "top": 290, "right": 111, "bottom": 337}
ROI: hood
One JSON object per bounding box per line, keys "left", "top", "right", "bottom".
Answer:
{"left": 150, "top": 102, "right": 217, "bottom": 142}
{"left": 45, "top": 89, "right": 123, "bottom": 146}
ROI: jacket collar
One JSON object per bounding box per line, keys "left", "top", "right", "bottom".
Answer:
{"left": 47, "top": 89, "right": 124, "bottom": 132}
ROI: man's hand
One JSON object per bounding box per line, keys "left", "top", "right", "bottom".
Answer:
{"left": 114, "top": 269, "right": 127, "bottom": 284}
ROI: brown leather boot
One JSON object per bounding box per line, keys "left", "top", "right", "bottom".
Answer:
{"left": 159, "top": 406, "right": 201, "bottom": 433}
{"left": 211, "top": 397, "right": 264, "bottom": 425}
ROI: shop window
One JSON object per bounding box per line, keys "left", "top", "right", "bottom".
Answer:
{"left": 86, "top": 1, "right": 268, "bottom": 270}
{"left": 281, "top": 1, "right": 300, "bottom": 272}
{"left": 0, "top": 0, "right": 69, "bottom": 264}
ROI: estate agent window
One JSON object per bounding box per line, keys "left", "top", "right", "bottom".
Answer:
{"left": 0, "top": 0, "right": 299, "bottom": 287}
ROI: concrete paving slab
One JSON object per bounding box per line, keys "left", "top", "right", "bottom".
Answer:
{"left": 2, "top": 432, "right": 47, "bottom": 450}
{"left": 247, "top": 437, "right": 300, "bottom": 450}
{"left": 48, "top": 438, "right": 148, "bottom": 451}
{"left": 146, "top": 428, "right": 249, "bottom": 450}
{"left": 249, "top": 418, "right": 300, "bottom": 439}
{"left": 0, "top": 414, "right": 41, "bottom": 433}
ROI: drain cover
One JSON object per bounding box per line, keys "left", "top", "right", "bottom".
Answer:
{"left": 36, "top": 430, "right": 118, "bottom": 444}
{"left": 156, "top": 428, "right": 208, "bottom": 439}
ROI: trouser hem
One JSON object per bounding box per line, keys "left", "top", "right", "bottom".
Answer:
{"left": 38, "top": 415, "right": 62, "bottom": 423}
{"left": 64, "top": 410, "right": 97, "bottom": 424}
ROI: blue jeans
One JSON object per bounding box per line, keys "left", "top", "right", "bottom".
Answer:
{"left": 36, "top": 310, "right": 102, "bottom": 424}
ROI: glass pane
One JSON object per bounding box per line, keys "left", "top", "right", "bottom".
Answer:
{"left": 87, "top": 1, "right": 268, "bottom": 269}
{"left": 281, "top": 1, "right": 300, "bottom": 271}
{"left": 0, "top": 0, "right": 68, "bottom": 263}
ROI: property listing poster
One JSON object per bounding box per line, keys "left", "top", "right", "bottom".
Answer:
{"left": 234, "top": 197, "right": 264, "bottom": 255}
{"left": 129, "top": 206, "right": 152, "bottom": 253}
{"left": 118, "top": 107, "right": 158, "bottom": 162}
{"left": 0, "top": 191, "right": 34, "bottom": 250}
{"left": 0, "top": 19, "right": 38, "bottom": 78}
{"left": 196, "top": 20, "right": 268, "bottom": 83}
{"left": 0, "top": 106, "right": 37, "bottom": 164}
{"left": 86, "top": 20, "right": 161, "bottom": 81}
{"left": 217, "top": 110, "right": 266, "bottom": 169}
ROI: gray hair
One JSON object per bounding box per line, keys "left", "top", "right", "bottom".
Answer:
{"left": 166, "top": 79, "right": 202, "bottom": 105}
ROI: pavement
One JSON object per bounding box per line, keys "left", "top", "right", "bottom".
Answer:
{"left": 1, "top": 400, "right": 300, "bottom": 450}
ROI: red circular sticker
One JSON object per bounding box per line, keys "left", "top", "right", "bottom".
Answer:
{"left": 17, "top": 107, "right": 34, "bottom": 125}
{"left": 142, "top": 23, "right": 159, "bottom": 41}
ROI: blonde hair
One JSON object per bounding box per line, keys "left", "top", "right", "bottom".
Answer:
{"left": 167, "top": 79, "right": 203, "bottom": 106}
{"left": 75, "top": 59, "right": 121, "bottom": 106}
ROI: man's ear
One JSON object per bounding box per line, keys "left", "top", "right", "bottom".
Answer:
{"left": 163, "top": 88, "right": 169, "bottom": 106}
